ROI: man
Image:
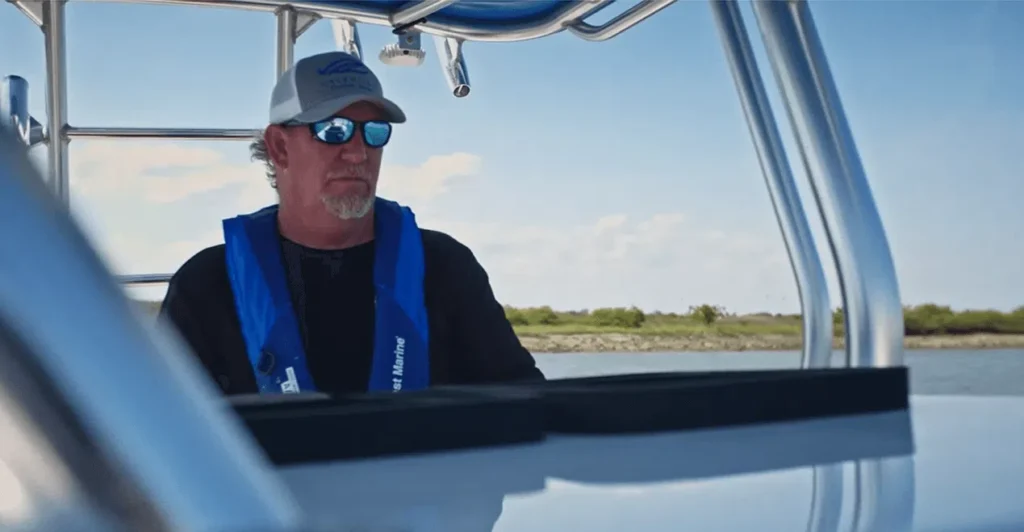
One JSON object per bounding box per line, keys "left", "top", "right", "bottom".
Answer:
{"left": 160, "top": 51, "right": 544, "bottom": 396}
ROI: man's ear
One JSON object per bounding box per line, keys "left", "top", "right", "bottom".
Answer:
{"left": 264, "top": 125, "right": 290, "bottom": 170}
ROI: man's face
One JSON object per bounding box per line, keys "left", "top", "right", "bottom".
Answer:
{"left": 265, "top": 101, "right": 386, "bottom": 220}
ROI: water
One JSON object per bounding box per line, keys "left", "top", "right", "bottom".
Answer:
{"left": 534, "top": 348, "right": 1024, "bottom": 396}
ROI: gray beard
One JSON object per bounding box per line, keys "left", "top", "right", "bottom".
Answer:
{"left": 320, "top": 193, "right": 374, "bottom": 219}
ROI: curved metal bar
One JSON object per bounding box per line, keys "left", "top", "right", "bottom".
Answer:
{"left": 850, "top": 457, "right": 916, "bottom": 532}
{"left": 568, "top": 0, "right": 677, "bottom": 42}
{"left": 391, "top": 0, "right": 459, "bottom": 28}
{"left": 806, "top": 464, "right": 843, "bottom": 532}
{"left": 709, "top": 0, "right": 832, "bottom": 369}
{"left": 752, "top": 0, "right": 904, "bottom": 368}
{"left": 69, "top": 0, "right": 615, "bottom": 42}
{"left": 0, "top": 133, "right": 305, "bottom": 531}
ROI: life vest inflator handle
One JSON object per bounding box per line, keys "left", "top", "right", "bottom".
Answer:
{"left": 256, "top": 349, "right": 276, "bottom": 376}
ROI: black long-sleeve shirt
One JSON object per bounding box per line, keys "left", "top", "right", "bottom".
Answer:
{"left": 159, "top": 228, "right": 544, "bottom": 395}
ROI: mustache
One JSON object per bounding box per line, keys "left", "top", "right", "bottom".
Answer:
{"left": 325, "top": 166, "right": 372, "bottom": 181}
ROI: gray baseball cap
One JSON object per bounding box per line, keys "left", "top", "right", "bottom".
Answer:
{"left": 268, "top": 51, "right": 406, "bottom": 125}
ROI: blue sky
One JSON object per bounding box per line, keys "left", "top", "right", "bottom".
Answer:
{"left": 2, "top": 0, "right": 1022, "bottom": 314}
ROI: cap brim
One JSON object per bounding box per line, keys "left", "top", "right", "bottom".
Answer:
{"left": 289, "top": 95, "right": 406, "bottom": 124}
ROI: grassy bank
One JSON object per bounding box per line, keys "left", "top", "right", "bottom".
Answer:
{"left": 515, "top": 331, "right": 1024, "bottom": 353}
{"left": 506, "top": 304, "right": 1024, "bottom": 352}
{"left": 135, "top": 300, "right": 1024, "bottom": 352}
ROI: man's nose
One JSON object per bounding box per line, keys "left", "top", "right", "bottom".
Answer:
{"left": 339, "top": 134, "right": 369, "bottom": 162}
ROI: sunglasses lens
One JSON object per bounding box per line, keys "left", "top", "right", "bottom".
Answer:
{"left": 312, "top": 118, "right": 355, "bottom": 144}
{"left": 363, "top": 121, "right": 392, "bottom": 147}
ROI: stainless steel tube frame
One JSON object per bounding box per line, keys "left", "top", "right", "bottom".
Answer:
{"left": 64, "top": 0, "right": 613, "bottom": 43}
{"left": 66, "top": 126, "right": 259, "bottom": 140}
{"left": 43, "top": 0, "right": 70, "bottom": 206}
{"left": 276, "top": 5, "right": 297, "bottom": 78}
{"left": 709, "top": 0, "right": 832, "bottom": 369}
{"left": 331, "top": 18, "right": 364, "bottom": 59}
{"left": 391, "top": 0, "right": 459, "bottom": 28}
{"left": 569, "top": 0, "right": 677, "bottom": 41}
{"left": 752, "top": 0, "right": 904, "bottom": 368}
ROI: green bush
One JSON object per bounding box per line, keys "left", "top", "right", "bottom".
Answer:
{"left": 900, "top": 304, "right": 1024, "bottom": 335}
{"left": 590, "top": 306, "right": 646, "bottom": 328}
{"left": 688, "top": 304, "right": 725, "bottom": 325}
{"left": 515, "top": 306, "right": 560, "bottom": 325}
{"left": 503, "top": 306, "right": 529, "bottom": 326}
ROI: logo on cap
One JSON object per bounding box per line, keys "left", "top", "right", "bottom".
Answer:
{"left": 317, "top": 56, "right": 371, "bottom": 76}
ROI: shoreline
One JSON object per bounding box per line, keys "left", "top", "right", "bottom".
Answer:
{"left": 516, "top": 332, "right": 1024, "bottom": 353}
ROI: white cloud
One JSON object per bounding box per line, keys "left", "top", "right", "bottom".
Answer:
{"left": 376, "top": 152, "right": 482, "bottom": 203}
{"left": 70, "top": 140, "right": 263, "bottom": 204}
{"left": 425, "top": 211, "right": 795, "bottom": 313}
{"left": 66, "top": 140, "right": 276, "bottom": 278}
{"left": 63, "top": 140, "right": 798, "bottom": 313}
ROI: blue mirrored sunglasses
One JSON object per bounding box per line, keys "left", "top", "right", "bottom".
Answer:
{"left": 308, "top": 117, "right": 392, "bottom": 148}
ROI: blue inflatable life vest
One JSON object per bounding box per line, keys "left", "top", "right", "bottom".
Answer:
{"left": 222, "top": 197, "right": 430, "bottom": 394}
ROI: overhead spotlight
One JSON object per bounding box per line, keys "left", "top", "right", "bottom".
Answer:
{"left": 379, "top": 30, "right": 426, "bottom": 67}
{"left": 330, "top": 19, "right": 363, "bottom": 60}
{"left": 433, "top": 36, "right": 470, "bottom": 98}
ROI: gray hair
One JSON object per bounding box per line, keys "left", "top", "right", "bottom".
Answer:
{"left": 249, "top": 130, "right": 277, "bottom": 189}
